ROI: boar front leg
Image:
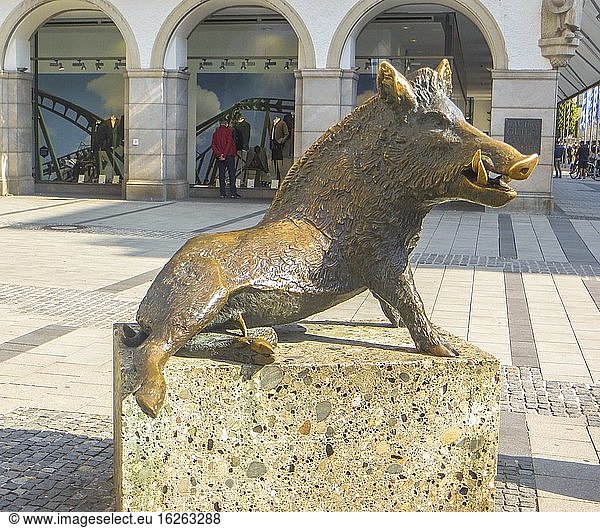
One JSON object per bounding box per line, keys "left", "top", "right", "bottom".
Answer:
{"left": 368, "top": 262, "right": 456, "bottom": 357}
{"left": 372, "top": 292, "right": 403, "bottom": 327}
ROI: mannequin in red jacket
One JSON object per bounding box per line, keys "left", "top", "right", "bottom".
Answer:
{"left": 211, "top": 119, "right": 240, "bottom": 198}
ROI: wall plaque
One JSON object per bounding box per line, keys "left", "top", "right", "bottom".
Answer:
{"left": 504, "top": 118, "right": 542, "bottom": 155}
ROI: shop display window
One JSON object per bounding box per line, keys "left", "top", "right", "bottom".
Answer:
{"left": 32, "top": 21, "right": 125, "bottom": 185}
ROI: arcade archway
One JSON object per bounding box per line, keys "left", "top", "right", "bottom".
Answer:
{"left": 327, "top": 0, "right": 507, "bottom": 71}
{"left": 0, "top": 0, "right": 139, "bottom": 196}
{"left": 151, "top": 1, "right": 315, "bottom": 196}
{"left": 348, "top": 3, "right": 497, "bottom": 134}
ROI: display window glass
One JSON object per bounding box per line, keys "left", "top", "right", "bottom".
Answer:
{"left": 189, "top": 10, "right": 298, "bottom": 190}
{"left": 194, "top": 72, "right": 295, "bottom": 188}
{"left": 32, "top": 19, "right": 125, "bottom": 185}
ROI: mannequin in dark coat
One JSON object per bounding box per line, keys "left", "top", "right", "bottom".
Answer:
{"left": 282, "top": 113, "right": 294, "bottom": 158}
{"left": 92, "top": 115, "right": 122, "bottom": 180}
{"left": 233, "top": 116, "right": 251, "bottom": 151}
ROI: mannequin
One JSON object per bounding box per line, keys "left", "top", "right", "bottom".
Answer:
{"left": 106, "top": 115, "right": 117, "bottom": 181}
{"left": 283, "top": 113, "right": 295, "bottom": 159}
{"left": 233, "top": 113, "right": 251, "bottom": 185}
{"left": 233, "top": 113, "right": 251, "bottom": 151}
{"left": 91, "top": 119, "right": 103, "bottom": 182}
{"left": 270, "top": 116, "right": 289, "bottom": 180}
{"left": 94, "top": 114, "right": 123, "bottom": 183}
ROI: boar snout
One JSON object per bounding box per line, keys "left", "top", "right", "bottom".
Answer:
{"left": 507, "top": 154, "right": 539, "bottom": 181}
{"left": 455, "top": 144, "right": 539, "bottom": 208}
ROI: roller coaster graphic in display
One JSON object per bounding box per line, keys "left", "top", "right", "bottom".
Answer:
{"left": 35, "top": 92, "right": 293, "bottom": 184}
{"left": 195, "top": 97, "right": 294, "bottom": 185}
{"left": 36, "top": 90, "right": 123, "bottom": 182}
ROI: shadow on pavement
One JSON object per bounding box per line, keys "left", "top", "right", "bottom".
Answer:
{"left": 498, "top": 454, "right": 600, "bottom": 502}
{"left": 0, "top": 426, "right": 113, "bottom": 512}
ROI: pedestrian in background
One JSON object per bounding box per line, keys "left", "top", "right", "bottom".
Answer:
{"left": 553, "top": 141, "right": 565, "bottom": 178}
{"left": 575, "top": 141, "right": 590, "bottom": 179}
{"left": 568, "top": 144, "right": 577, "bottom": 174}
{"left": 211, "top": 119, "right": 241, "bottom": 199}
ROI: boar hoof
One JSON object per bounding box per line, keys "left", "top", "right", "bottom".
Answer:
{"left": 134, "top": 374, "right": 167, "bottom": 418}
{"left": 249, "top": 337, "right": 275, "bottom": 356}
{"left": 233, "top": 336, "right": 275, "bottom": 356}
{"left": 426, "top": 343, "right": 457, "bottom": 358}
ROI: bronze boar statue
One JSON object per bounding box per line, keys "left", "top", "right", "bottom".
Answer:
{"left": 124, "top": 60, "right": 538, "bottom": 418}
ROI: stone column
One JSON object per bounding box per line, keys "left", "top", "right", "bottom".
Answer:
{"left": 124, "top": 69, "right": 189, "bottom": 201}
{"left": 294, "top": 69, "right": 358, "bottom": 155}
{"left": 0, "top": 71, "right": 34, "bottom": 196}
{"left": 490, "top": 69, "right": 559, "bottom": 214}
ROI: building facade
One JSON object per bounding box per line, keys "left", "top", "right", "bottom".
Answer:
{"left": 0, "top": 0, "right": 589, "bottom": 211}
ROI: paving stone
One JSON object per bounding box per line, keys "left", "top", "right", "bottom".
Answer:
{"left": 0, "top": 408, "right": 113, "bottom": 511}
{"left": 500, "top": 366, "right": 600, "bottom": 421}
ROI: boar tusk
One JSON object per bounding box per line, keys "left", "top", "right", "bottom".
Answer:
{"left": 477, "top": 159, "right": 488, "bottom": 185}
{"left": 471, "top": 149, "right": 482, "bottom": 174}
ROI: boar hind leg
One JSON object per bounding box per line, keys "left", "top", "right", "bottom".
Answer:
{"left": 134, "top": 264, "right": 229, "bottom": 418}
{"left": 370, "top": 263, "right": 456, "bottom": 358}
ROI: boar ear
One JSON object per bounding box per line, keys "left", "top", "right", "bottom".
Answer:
{"left": 377, "top": 61, "right": 417, "bottom": 112}
{"left": 435, "top": 59, "right": 453, "bottom": 96}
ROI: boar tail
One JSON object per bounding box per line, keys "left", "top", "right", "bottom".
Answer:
{"left": 121, "top": 324, "right": 149, "bottom": 347}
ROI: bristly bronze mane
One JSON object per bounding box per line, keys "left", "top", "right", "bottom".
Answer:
{"left": 409, "top": 67, "right": 453, "bottom": 106}
{"left": 265, "top": 66, "right": 467, "bottom": 236}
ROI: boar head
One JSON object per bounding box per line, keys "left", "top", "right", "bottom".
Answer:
{"left": 377, "top": 60, "right": 538, "bottom": 208}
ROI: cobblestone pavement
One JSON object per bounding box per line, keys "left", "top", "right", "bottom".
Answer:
{"left": 0, "top": 284, "right": 138, "bottom": 328}
{"left": 1, "top": 181, "right": 600, "bottom": 512}
{"left": 413, "top": 253, "right": 600, "bottom": 276}
{"left": 4, "top": 222, "right": 191, "bottom": 241}
{"left": 0, "top": 409, "right": 113, "bottom": 512}
{"left": 501, "top": 367, "right": 600, "bottom": 426}
{"left": 495, "top": 455, "right": 538, "bottom": 512}
{"left": 495, "top": 365, "right": 600, "bottom": 511}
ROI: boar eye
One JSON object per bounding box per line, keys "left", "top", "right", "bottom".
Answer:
{"left": 424, "top": 112, "right": 450, "bottom": 130}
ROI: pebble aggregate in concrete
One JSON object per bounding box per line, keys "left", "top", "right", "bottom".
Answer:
{"left": 1, "top": 407, "right": 532, "bottom": 512}
{"left": 0, "top": 406, "right": 542, "bottom": 512}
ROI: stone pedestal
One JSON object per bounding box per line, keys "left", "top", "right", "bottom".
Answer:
{"left": 0, "top": 71, "right": 34, "bottom": 196}
{"left": 114, "top": 323, "right": 500, "bottom": 512}
{"left": 294, "top": 69, "right": 358, "bottom": 154}
{"left": 124, "top": 69, "right": 189, "bottom": 201}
